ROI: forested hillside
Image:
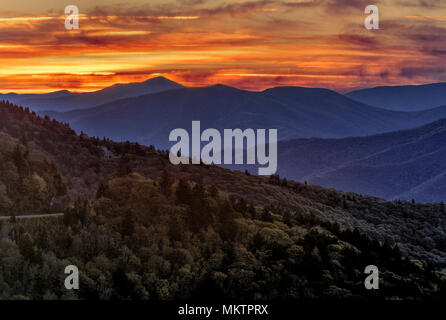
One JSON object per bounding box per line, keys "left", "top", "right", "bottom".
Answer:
{"left": 0, "top": 130, "right": 67, "bottom": 216}
{"left": 1, "top": 100, "right": 446, "bottom": 300}
{"left": 0, "top": 174, "right": 444, "bottom": 300}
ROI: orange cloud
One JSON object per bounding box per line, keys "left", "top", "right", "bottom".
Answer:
{"left": 0, "top": 0, "right": 445, "bottom": 93}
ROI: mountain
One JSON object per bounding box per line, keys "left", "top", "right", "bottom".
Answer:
{"left": 0, "top": 76, "right": 183, "bottom": 112}
{"left": 2, "top": 100, "right": 446, "bottom": 268}
{"left": 262, "top": 119, "right": 446, "bottom": 202}
{"left": 43, "top": 84, "right": 446, "bottom": 149}
{"left": 0, "top": 90, "right": 74, "bottom": 108}
{"left": 346, "top": 82, "right": 446, "bottom": 111}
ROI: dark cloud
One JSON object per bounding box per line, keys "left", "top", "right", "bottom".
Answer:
{"left": 325, "top": 0, "right": 379, "bottom": 9}
{"left": 421, "top": 48, "right": 446, "bottom": 57}
{"left": 396, "top": 0, "right": 446, "bottom": 8}
{"left": 399, "top": 67, "right": 446, "bottom": 79}
{"left": 400, "top": 24, "right": 446, "bottom": 42}
{"left": 86, "top": 0, "right": 276, "bottom": 19}
{"left": 193, "top": 0, "right": 276, "bottom": 17}
{"left": 286, "top": 0, "right": 383, "bottom": 13}
{"left": 337, "top": 34, "right": 381, "bottom": 47}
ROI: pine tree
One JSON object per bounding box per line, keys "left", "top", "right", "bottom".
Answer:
{"left": 208, "top": 185, "right": 219, "bottom": 199}
{"left": 18, "top": 233, "right": 36, "bottom": 262}
{"left": 176, "top": 179, "right": 191, "bottom": 204}
{"left": 122, "top": 211, "right": 135, "bottom": 237}
{"left": 96, "top": 182, "right": 107, "bottom": 199}
{"left": 117, "top": 157, "right": 132, "bottom": 177}
{"left": 159, "top": 170, "right": 173, "bottom": 197}
{"left": 261, "top": 208, "right": 274, "bottom": 222}
{"left": 12, "top": 144, "right": 28, "bottom": 177}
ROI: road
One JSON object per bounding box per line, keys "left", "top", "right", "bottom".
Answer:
{"left": 0, "top": 213, "right": 64, "bottom": 220}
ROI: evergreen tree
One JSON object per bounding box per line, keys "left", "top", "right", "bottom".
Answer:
{"left": 122, "top": 211, "right": 135, "bottom": 237}
{"left": 117, "top": 157, "right": 132, "bottom": 177}
{"left": 176, "top": 179, "right": 191, "bottom": 205}
{"left": 96, "top": 182, "right": 107, "bottom": 199}
{"left": 159, "top": 170, "right": 173, "bottom": 197}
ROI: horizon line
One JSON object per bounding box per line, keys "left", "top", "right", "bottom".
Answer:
{"left": 1, "top": 76, "right": 445, "bottom": 95}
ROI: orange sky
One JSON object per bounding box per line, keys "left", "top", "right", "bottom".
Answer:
{"left": 1, "top": 0, "right": 446, "bottom": 93}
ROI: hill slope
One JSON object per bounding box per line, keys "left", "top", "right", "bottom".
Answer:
{"left": 0, "top": 131, "right": 67, "bottom": 215}
{"left": 347, "top": 82, "right": 446, "bottom": 111}
{"left": 3, "top": 171, "right": 445, "bottom": 300}
{"left": 267, "top": 119, "right": 446, "bottom": 202}
{"left": 1, "top": 100, "right": 446, "bottom": 267}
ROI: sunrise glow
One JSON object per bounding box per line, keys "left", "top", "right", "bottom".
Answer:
{"left": 1, "top": 0, "right": 445, "bottom": 93}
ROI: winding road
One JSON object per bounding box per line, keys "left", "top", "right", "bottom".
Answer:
{"left": 0, "top": 213, "right": 64, "bottom": 220}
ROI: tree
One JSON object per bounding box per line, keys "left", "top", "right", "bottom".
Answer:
{"left": 208, "top": 185, "right": 219, "bottom": 199}
{"left": 159, "top": 170, "right": 173, "bottom": 197}
{"left": 261, "top": 208, "right": 274, "bottom": 222}
{"left": 53, "top": 172, "right": 67, "bottom": 197}
{"left": 18, "top": 233, "right": 36, "bottom": 262}
{"left": 283, "top": 211, "right": 292, "bottom": 226}
{"left": 281, "top": 178, "right": 288, "bottom": 187}
{"left": 122, "top": 211, "right": 135, "bottom": 237}
{"left": 168, "top": 216, "right": 184, "bottom": 241}
{"left": 63, "top": 211, "right": 75, "bottom": 227}
{"left": 96, "top": 182, "right": 107, "bottom": 199}
{"left": 176, "top": 179, "right": 191, "bottom": 205}
{"left": 12, "top": 144, "right": 29, "bottom": 177}
{"left": 234, "top": 198, "right": 247, "bottom": 214}
{"left": 117, "top": 157, "right": 132, "bottom": 177}
{"left": 9, "top": 213, "right": 16, "bottom": 224}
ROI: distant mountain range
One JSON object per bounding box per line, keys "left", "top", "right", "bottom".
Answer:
{"left": 35, "top": 79, "right": 446, "bottom": 150}
{"left": 3, "top": 77, "right": 446, "bottom": 202}
{"left": 0, "top": 76, "right": 183, "bottom": 112}
{"left": 347, "top": 82, "right": 446, "bottom": 111}
{"left": 5, "top": 78, "right": 446, "bottom": 114}
{"left": 268, "top": 119, "right": 446, "bottom": 202}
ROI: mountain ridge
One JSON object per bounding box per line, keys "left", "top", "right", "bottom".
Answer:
{"left": 41, "top": 84, "right": 446, "bottom": 150}
{"left": 0, "top": 76, "right": 184, "bottom": 112}
{"left": 270, "top": 118, "right": 446, "bottom": 202}
{"left": 347, "top": 82, "right": 446, "bottom": 111}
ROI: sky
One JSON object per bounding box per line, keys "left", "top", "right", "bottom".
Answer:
{"left": 0, "top": 0, "right": 445, "bottom": 93}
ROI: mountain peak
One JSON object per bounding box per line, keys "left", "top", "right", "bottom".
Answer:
{"left": 48, "top": 89, "right": 72, "bottom": 96}
{"left": 142, "top": 76, "right": 182, "bottom": 86}
{"left": 206, "top": 83, "right": 246, "bottom": 92}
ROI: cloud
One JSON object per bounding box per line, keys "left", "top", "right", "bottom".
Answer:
{"left": 198, "top": 0, "right": 276, "bottom": 17}
{"left": 396, "top": 0, "right": 446, "bottom": 8}
{"left": 337, "top": 34, "right": 381, "bottom": 47}
{"left": 399, "top": 67, "right": 446, "bottom": 79}
{"left": 291, "top": 0, "right": 383, "bottom": 14}
{"left": 1, "top": 0, "right": 446, "bottom": 93}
